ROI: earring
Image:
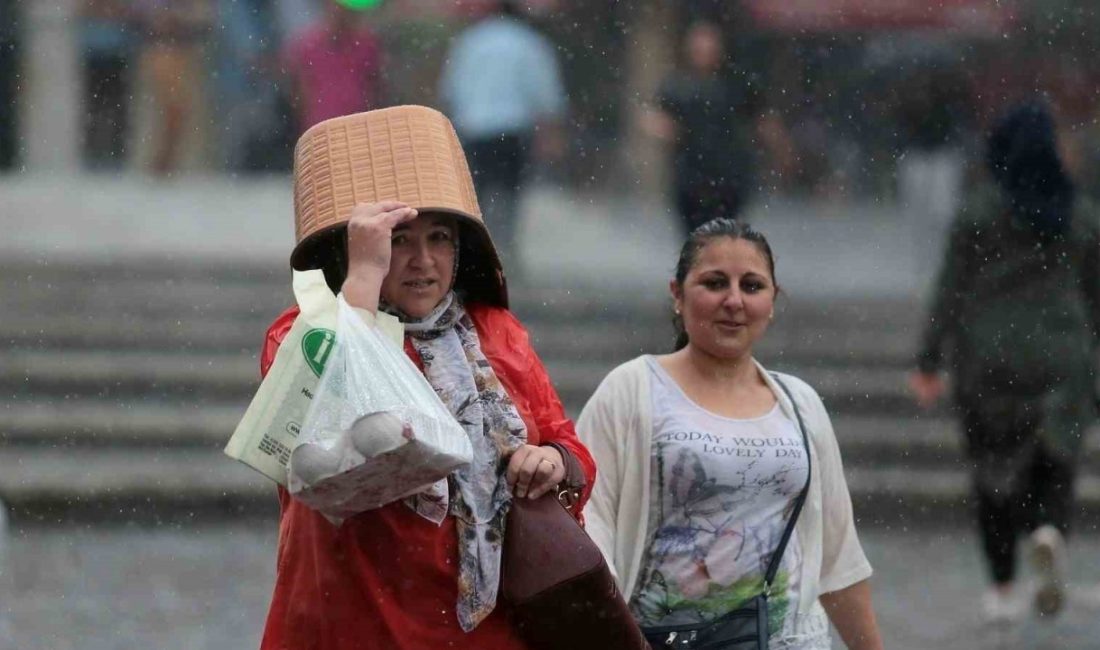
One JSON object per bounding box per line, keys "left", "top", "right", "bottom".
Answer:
{"left": 675, "top": 307, "right": 681, "bottom": 315}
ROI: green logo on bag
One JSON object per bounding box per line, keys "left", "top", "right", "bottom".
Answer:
{"left": 302, "top": 328, "right": 336, "bottom": 377}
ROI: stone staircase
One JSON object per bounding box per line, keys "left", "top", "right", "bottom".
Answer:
{"left": 3, "top": 259, "right": 1098, "bottom": 527}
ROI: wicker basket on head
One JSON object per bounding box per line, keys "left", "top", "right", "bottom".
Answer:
{"left": 290, "top": 105, "right": 507, "bottom": 307}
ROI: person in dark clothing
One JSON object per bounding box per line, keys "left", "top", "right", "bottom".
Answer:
{"left": 910, "top": 101, "right": 1100, "bottom": 623}
{"left": 80, "top": 0, "right": 137, "bottom": 170}
{"left": 641, "top": 22, "right": 774, "bottom": 233}
{"left": 0, "top": 0, "right": 21, "bottom": 170}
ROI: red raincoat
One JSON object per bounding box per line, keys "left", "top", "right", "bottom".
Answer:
{"left": 258, "top": 303, "right": 596, "bottom": 650}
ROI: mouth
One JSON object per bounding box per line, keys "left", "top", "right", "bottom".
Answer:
{"left": 403, "top": 279, "right": 437, "bottom": 291}
{"left": 715, "top": 320, "right": 746, "bottom": 331}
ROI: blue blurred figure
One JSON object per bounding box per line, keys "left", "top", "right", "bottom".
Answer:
{"left": 439, "top": 0, "right": 567, "bottom": 277}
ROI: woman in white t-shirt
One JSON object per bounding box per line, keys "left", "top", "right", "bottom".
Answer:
{"left": 577, "top": 219, "right": 883, "bottom": 649}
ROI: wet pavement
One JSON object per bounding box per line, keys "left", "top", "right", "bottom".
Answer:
{"left": 3, "top": 521, "right": 1100, "bottom": 649}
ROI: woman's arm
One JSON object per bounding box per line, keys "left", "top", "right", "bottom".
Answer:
{"left": 916, "top": 212, "right": 975, "bottom": 374}
{"left": 477, "top": 307, "right": 598, "bottom": 509}
{"left": 511, "top": 350, "right": 597, "bottom": 507}
{"left": 574, "top": 378, "right": 624, "bottom": 579}
{"left": 341, "top": 202, "right": 418, "bottom": 312}
{"left": 802, "top": 384, "right": 881, "bottom": 645}
{"left": 820, "top": 579, "right": 884, "bottom": 650}
{"left": 1079, "top": 218, "right": 1100, "bottom": 347}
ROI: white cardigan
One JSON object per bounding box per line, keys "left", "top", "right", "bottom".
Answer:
{"left": 576, "top": 356, "right": 872, "bottom": 616}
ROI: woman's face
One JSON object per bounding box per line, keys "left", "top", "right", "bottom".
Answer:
{"left": 380, "top": 214, "right": 457, "bottom": 319}
{"left": 673, "top": 237, "right": 776, "bottom": 360}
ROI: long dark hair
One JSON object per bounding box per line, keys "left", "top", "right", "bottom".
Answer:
{"left": 987, "top": 101, "right": 1075, "bottom": 239}
{"left": 671, "top": 218, "right": 778, "bottom": 351}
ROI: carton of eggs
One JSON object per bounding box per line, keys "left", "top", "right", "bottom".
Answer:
{"left": 289, "top": 411, "right": 411, "bottom": 486}
{"left": 287, "top": 407, "right": 472, "bottom": 521}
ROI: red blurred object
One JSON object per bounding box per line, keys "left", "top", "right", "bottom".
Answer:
{"left": 745, "top": 0, "right": 1015, "bottom": 35}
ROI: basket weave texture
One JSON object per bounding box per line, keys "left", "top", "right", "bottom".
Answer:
{"left": 288, "top": 106, "right": 507, "bottom": 307}
{"left": 293, "top": 105, "right": 482, "bottom": 252}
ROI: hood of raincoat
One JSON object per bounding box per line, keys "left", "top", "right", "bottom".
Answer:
{"left": 986, "top": 101, "right": 1075, "bottom": 239}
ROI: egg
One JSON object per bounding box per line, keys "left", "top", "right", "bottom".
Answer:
{"left": 289, "top": 441, "right": 344, "bottom": 485}
{"left": 348, "top": 411, "right": 409, "bottom": 458}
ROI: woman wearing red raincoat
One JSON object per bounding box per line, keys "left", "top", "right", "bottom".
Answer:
{"left": 258, "top": 108, "right": 595, "bottom": 650}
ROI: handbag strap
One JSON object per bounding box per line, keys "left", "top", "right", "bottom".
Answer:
{"left": 544, "top": 441, "right": 585, "bottom": 510}
{"left": 762, "top": 373, "right": 812, "bottom": 592}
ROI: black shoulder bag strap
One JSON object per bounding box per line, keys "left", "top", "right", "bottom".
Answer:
{"left": 762, "top": 373, "right": 812, "bottom": 598}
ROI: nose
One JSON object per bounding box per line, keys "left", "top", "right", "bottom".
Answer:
{"left": 722, "top": 286, "right": 744, "bottom": 310}
{"left": 409, "top": 238, "right": 433, "bottom": 268}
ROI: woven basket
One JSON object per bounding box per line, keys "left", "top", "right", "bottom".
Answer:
{"left": 290, "top": 105, "right": 507, "bottom": 307}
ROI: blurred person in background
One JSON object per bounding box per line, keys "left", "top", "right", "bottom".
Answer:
{"left": 281, "top": 0, "right": 384, "bottom": 135}
{"left": 578, "top": 219, "right": 884, "bottom": 649}
{"left": 211, "top": 0, "right": 294, "bottom": 172}
{"left": 273, "top": 0, "right": 319, "bottom": 46}
{"left": 135, "top": 0, "right": 212, "bottom": 175}
{"left": 895, "top": 65, "right": 972, "bottom": 266}
{"left": 640, "top": 21, "right": 788, "bottom": 234}
{"left": 438, "top": 0, "right": 567, "bottom": 277}
{"left": 80, "top": 0, "right": 137, "bottom": 170}
{"left": 910, "top": 101, "right": 1100, "bottom": 624}
{"left": 0, "top": 0, "right": 21, "bottom": 170}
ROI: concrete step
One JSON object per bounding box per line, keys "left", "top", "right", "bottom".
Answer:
{"left": 3, "top": 347, "right": 927, "bottom": 418}
{"left": 5, "top": 258, "right": 924, "bottom": 369}
{"left": 847, "top": 467, "right": 1100, "bottom": 526}
{"left": 6, "top": 396, "right": 1098, "bottom": 473}
{"left": 3, "top": 259, "right": 922, "bottom": 326}
{"left": 2, "top": 349, "right": 262, "bottom": 400}
{"left": 2, "top": 445, "right": 1098, "bottom": 527}
{"left": 0, "top": 401, "right": 244, "bottom": 448}
{"left": 3, "top": 319, "right": 918, "bottom": 376}
{"left": 0, "top": 447, "right": 276, "bottom": 526}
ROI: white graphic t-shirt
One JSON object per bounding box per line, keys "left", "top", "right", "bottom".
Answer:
{"left": 631, "top": 357, "right": 828, "bottom": 648}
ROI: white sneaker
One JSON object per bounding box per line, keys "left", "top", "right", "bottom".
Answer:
{"left": 981, "top": 586, "right": 1023, "bottom": 624}
{"left": 1029, "top": 525, "right": 1067, "bottom": 618}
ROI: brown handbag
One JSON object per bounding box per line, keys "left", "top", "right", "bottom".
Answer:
{"left": 501, "top": 444, "right": 649, "bottom": 650}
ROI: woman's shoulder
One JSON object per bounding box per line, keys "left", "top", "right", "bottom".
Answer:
{"left": 766, "top": 370, "right": 819, "bottom": 398}
{"left": 266, "top": 306, "right": 301, "bottom": 342}
{"left": 762, "top": 369, "right": 829, "bottom": 417}
{"left": 260, "top": 305, "right": 301, "bottom": 377}
{"left": 601, "top": 356, "right": 651, "bottom": 387}
{"left": 576, "top": 356, "right": 650, "bottom": 409}
{"left": 1072, "top": 196, "right": 1100, "bottom": 238}
{"left": 953, "top": 184, "right": 1003, "bottom": 231}
{"left": 465, "top": 302, "right": 522, "bottom": 330}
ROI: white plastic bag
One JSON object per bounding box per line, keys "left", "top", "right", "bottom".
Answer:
{"left": 287, "top": 295, "right": 473, "bottom": 521}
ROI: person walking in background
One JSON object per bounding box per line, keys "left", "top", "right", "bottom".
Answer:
{"left": 0, "top": 0, "right": 19, "bottom": 171}
{"left": 210, "top": 0, "right": 293, "bottom": 173}
{"left": 80, "top": 0, "right": 137, "bottom": 170}
{"left": 578, "top": 219, "right": 884, "bottom": 648}
{"left": 135, "top": 0, "right": 211, "bottom": 176}
{"left": 438, "top": 0, "right": 567, "bottom": 277}
{"left": 640, "top": 21, "right": 786, "bottom": 234}
{"left": 895, "top": 65, "right": 972, "bottom": 269}
{"left": 281, "top": 0, "right": 384, "bottom": 135}
{"left": 910, "top": 101, "right": 1100, "bottom": 624}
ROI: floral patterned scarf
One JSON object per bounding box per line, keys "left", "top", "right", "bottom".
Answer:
{"left": 389, "top": 291, "right": 527, "bottom": 631}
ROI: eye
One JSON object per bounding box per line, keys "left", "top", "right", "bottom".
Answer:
{"left": 741, "top": 278, "right": 767, "bottom": 293}
{"left": 701, "top": 276, "right": 727, "bottom": 290}
{"left": 428, "top": 229, "right": 454, "bottom": 243}
{"left": 391, "top": 233, "right": 408, "bottom": 245}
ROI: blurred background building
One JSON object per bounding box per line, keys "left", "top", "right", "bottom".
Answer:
{"left": 4, "top": 0, "right": 1100, "bottom": 197}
